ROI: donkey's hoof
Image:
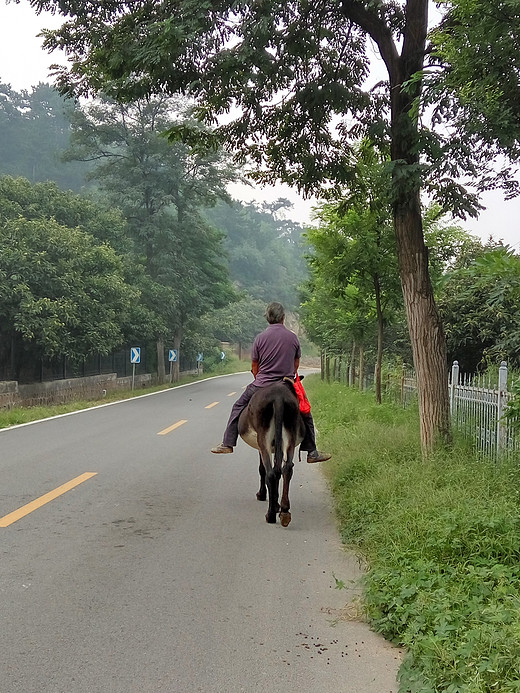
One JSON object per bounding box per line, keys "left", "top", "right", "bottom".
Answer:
{"left": 256, "top": 491, "right": 267, "bottom": 501}
{"left": 279, "top": 511, "right": 291, "bottom": 527}
{"left": 265, "top": 512, "right": 277, "bottom": 524}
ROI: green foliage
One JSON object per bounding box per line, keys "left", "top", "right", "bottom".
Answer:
{"left": 301, "top": 142, "right": 401, "bottom": 359}
{"left": 66, "top": 94, "right": 237, "bottom": 343}
{"left": 206, "top": 199, "right": 307, "bottom": 310}
{"left": 430, "top": 0, "right": 520, "bottom": 168}
{"left": 0, "top": 212, "right": 137, "bottom": 360}
{"left": 301, "top": 171, "right": 470, "bottom": 367}
{"left": 301, "top": 275, "right": 375, "bottom": 354}
{"left": 0, "top": 175, "right": 131, "bottom": 252}
{"left": 199, "top": 295, "right": 267, "bottom": 346}
{"left": 0, "top": 82, "right": 91, "bottom": 190}
{"left": 305, "top": 376, "right": 520, "bottom": 693}
{"left": 505, "top": 381, "right": 520, "bottom": 435}
{"left": 33, "top": 0, "right": 513, "bottom": 214}
{"left": 437, "top": 242, "right": 520, "bottom": 371}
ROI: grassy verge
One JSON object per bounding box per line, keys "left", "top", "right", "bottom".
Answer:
{"left": 0, "top": 359, "right": 250, "bottom": 430}
{"left": 304, "top": 374, "right": 520, "bottom": 693}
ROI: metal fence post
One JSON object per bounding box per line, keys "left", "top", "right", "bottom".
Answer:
{"left": 497, "top": 361, "right": 508, "bottom": 456}
{"left": 450, "top": 361, "right": 459, "bottom": 415}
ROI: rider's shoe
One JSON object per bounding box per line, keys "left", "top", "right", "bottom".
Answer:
{"left": 307, "top": 449, "right": 331, "bottom": 463}
{"left": 211, "top": 443, "right": 234, "bottom": 454}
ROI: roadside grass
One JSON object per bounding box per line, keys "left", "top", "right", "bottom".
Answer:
{"left": 0, "top": 359, "right": 250, "bottom": 430}
{"left": 304, "top": 374, "right": 520, "bottom": 693}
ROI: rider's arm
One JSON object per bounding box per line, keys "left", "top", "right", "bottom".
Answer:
{"left": 251, "top": 360, "right": 259, "bottom": 377}
{"left": 294, "top": 357, "right": 300, "bottom": 374}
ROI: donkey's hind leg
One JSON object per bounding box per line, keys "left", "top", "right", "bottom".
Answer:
{"left": 279, "top": 447, "right": 295, "bottom": 527}
{"left": 256, "top": 454, "right": 267, "bottom": 501}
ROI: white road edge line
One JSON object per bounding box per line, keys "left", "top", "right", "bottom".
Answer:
{"left": 0, "top": 372, "right": 251, "bottom": 433}
{"left": 0, "top": 369, "right": 319, "bottom": 434}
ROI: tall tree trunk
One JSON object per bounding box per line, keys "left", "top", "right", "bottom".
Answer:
{"left": 358, "top": 343, "right": 364, "bottom": 391}
{"left": 394, "top": 204, "right": 451, "bottom": 449}
{"left": 389, "top": 1, "right": 451, "bottom": 450}
{"left": 373, "top": 273, "right": 384, "bottom": 404}
{"left": 157, "top": 337, "right": 166, "bottom": 384}
{"left": 342, "top": 0, "right": 452, "bottom": 451}
{"left": 349, "top": 341, "right": 356, "bottom": 387}
{"left": 172, "top": 330, "right": 182, "bottom": 382}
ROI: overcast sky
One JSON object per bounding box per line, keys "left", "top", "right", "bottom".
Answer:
{"left": 1, "top": 1, "right": 519, "bottom": 248}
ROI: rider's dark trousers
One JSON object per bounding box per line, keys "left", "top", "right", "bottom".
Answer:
{"left": 222, "top": 382, "right": 316, "bottom": 452}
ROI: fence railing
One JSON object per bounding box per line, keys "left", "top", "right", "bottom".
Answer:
{"left": 449, "top": 360, "right": 519, "bottom": 460}
{"left": 392, "top": 361, "right": 519, "bottom": 460}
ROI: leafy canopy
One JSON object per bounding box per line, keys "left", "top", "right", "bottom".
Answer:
{"left": 0, "top": 82, "right": 91, "bottom": 190}
{"left": 65, "top": 93, "right": 237, "bottom": 339}
{"left": 430, "top": 0, "right": 520, "bottom": 165}
{"left": 31, "top": 0, "right": 506, "bottom": 217}
{"left": 0, "top": 187, "right": 139, "bottom": 359}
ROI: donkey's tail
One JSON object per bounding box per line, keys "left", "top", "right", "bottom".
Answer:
{"left": 273, "top": 397, "right": 285, "bottom": 466}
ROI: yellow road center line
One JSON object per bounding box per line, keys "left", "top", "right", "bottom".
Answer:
{"left": 205, "top": 402, "right": 219, "bottom": 409}
{"left": 0, "top": 472, "right": 98, "bottom": 528}
{"left": 157, "top": 419, "right": 188, "bottom": 436}
{"left": 227, "top": 392, "right": 236, "bottom": 396}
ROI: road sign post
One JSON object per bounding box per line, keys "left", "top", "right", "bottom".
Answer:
{"left": 130, "top": 347, "right": 141, "bottom": 390}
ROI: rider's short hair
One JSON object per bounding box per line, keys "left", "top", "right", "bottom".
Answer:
{"left": 265, "top": 302, "right": 285, "bottom": 324}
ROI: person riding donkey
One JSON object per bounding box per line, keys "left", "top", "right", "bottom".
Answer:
{"left": 211, "top": 301, "right": 331, "bottom": 463}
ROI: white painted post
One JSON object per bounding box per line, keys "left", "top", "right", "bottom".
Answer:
{"left": 450, "top": 361, "right": 459, "bottom": 415}
{"left": 497, "top": 361, "right": 508, "bottom": 456}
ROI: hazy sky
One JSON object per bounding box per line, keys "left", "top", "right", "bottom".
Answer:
{"left": 1, "top": 2, "right": 519, "bottom": 248}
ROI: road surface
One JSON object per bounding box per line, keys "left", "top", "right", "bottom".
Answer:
{"left": 0, "top": 371, "right": 400, "bottom": 692}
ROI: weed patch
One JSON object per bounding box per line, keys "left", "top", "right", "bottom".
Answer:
{"left": 305, "top": 376, "right": 520, "bottom": 693}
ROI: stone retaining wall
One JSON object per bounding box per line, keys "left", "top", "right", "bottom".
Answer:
{"left": 0, "top": 373, "right": 154, "bottom": 410}
{"left": 0, "top": 381, "right": 18, "bottom": 410}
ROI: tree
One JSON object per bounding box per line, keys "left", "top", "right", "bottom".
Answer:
{"left": 437, "top": 242, "right": 520, "bottom": 372}
{"left": 31, "top": 0, "right": 511, "bottom": 450}
{"left": 206, "top": 198, "right": 307, "bottom": 310}
{"left": 0, "top": 82, "right": 91, "bottom": 190}
{"left": 66, "top": 94, "right": 236, "bottom": 381}
{"left": 199, "top": 295, "right": 267, "bottom": 358}
{"left": 429, "top": 1, "right": 520, "bottom": 166}
{"left": 302, "top": 274, "right": 376, "bottom": 383}
{"left": 306, "top": 206, "right": 400, "bottom": 401}
{"left": 0, "top": 175, "right": 130, "bottom": 253}
{"left": 305, "top": 141, "right": 402, "bottom": 401}
{"left": 0, "top": 210, "right": 138, "bottom": 379}
{"left": 0, "top": 174, "right": 162, "bottom": 379}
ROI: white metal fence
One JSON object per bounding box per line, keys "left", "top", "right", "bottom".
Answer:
{"left": 396, "top": 361, "right": 519, "bottom": 460}
{"left": 449, "top": 361, "right": 519, "bottom": 460}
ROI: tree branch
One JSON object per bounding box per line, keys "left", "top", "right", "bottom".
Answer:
{"left": 340, "top": 0, "right": 399, "bottom": 83}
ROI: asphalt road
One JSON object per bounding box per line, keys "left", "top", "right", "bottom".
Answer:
{"left": 0, "top": 371, "right": 400, "bottom": 693}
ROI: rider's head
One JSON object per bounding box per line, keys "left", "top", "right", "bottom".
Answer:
{"left": 265, "top": 302, "right": 285, "bottom": 325}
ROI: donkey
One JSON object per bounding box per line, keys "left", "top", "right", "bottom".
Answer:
{"left": 238, "top": 379, "right": 305, "bottom": 526}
